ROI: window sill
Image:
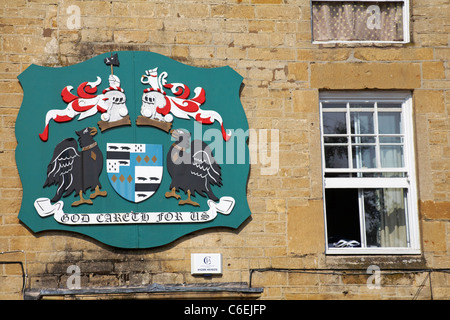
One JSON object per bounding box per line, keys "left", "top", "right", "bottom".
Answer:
{"left": 312, "top": 40, "right": 409, "bottom": 45}
{"left": 323, "top": 253, "right": 427, "bottom": 271}
{"left": 326, "top": 247, "right": 421, "bottom": 255}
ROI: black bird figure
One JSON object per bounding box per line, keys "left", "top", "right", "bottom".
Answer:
{"left": 165, "top": 129, "right": 222, "bottom": 207}
{"left": 43, "top": 127, "right": 107, "bottom": 207}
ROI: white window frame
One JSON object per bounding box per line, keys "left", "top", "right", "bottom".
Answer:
{"left": 311, "top": 0, "right": 410, "bottom": 44}
{"left": 319, "top": 91, "right": 420, "bottom": 255}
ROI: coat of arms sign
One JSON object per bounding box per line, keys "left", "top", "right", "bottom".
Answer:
{"left": 16, "top": 51, "right": 251, "bottom": 249}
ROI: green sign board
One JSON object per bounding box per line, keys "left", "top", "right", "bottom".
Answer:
{"left": 16, "top": 51, "right": 251, "bottom": 249}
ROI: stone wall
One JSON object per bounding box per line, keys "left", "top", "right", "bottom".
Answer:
{"left": 0, "top": 0, "right": 449, "bottom": 299}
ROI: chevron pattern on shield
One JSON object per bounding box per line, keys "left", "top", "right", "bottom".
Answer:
{"left": 106, "top": 143, "right": 163, "bottom": 203}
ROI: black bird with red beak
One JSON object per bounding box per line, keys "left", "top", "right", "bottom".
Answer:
{"left": 43, "top": 127, "right": 107, "bottom": 207}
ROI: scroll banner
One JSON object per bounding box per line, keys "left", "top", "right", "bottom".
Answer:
{"left": 34, "top": 197, "right": 235, "bottom": 225}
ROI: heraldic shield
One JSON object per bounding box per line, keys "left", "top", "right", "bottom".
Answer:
{"left": 15, "top": 51, "right": 251, "bottom": 249}
{"left": 106, "top": 143, "right": 163, "bottom": 203}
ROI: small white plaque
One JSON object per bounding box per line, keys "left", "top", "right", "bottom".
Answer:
{"left": 191, "top": 253, "right": 222, "bottom": 275}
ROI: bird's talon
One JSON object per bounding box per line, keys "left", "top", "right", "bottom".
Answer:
{"left": 90, "top": 186, "right": 107, "bottom": 199}
{"left": 90, "top": 191, "right": 107, "bottom": 199}
{"left": 165, "top": 187, "right": 181, "bottom": 199}
{"left": 72, "top": 198, "right": 93, "bottom": 207}
{"left": 71, "top": 191, "right": 93, "bottom": 207}
{"left": 178, "top": 190, "right": 199, "bottom": 207}
{"left": 178, "top": 199, "right": 200, "bottom": 207}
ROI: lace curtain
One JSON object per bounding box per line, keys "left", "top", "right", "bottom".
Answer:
{"left": 312, "top": 1, "right": 404, "bottom": 42}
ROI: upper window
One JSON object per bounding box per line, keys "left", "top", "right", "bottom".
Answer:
{"left": 320, "top": 91, "right": 420, "bottom": 254}
{"left": 311, "top": 0, "right": 410, "bottom": 44}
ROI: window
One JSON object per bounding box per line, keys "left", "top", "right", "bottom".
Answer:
{"left": 311, "top": 0, "right": 410, "bottom": 44}
{"left": 320, "top": 91, "right": 420, "bottom": 254}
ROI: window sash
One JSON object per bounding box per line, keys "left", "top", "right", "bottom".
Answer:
{"left": 311, "top": 0, "right": 410, "bottom": 44}
{"left": 324, "top": 184, "right": 419, "bottom": 254}
{"left": 321, "top": 101, "right": 406, "bottom": 171}
{"left": 325, "top": 187, "right": 411, "bottom": 250}
{"left": 319, "top": 91, "right": 419, "bottom": 254}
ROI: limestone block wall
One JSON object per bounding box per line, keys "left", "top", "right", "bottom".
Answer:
{"left": 0, "top": 0, "right": 449, "bottom": 299}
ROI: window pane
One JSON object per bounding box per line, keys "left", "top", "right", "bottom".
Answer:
{"left": 325, "top": 172, "right": 353, "bottom": 178}
{"left": 352, "top": 136, "right": 376, "bottom": 144}
{"left": 364, "top": 188, "right": 407, "bottom": 248}
{"left": 312, "top": 1, "right": 405, "bottom": 42}
{"left": 325, "top": 189, "right": 361, "bottom": 248}
{"left": 362, "top": 172, "right": 406, "bottom": 178}
{"left": 379, "top": 112, "right": 402, "bottom": 134}
{"left": 381, "top": 145, "right": 404, "bottom": 167}
{"left": 352, "top": 145, "right": 376, "bottom": 168}
{"left": 323, "top": 112, "right": 347, "bottom": 134}
{"left": 378, "top": 102, "right": 402, "bottom": 109}
{"left": 325, "top": 146, "right": 349, "bottom": 168}
{"left": 351, "top": 112, "right": 374, "bottom": 134}
{"left": 380, "top": 136, "right": 402, "bottom": 143}
{"left": 324, "top": 136, "right": 348, "bottom": 144}
{"left": 350, "top": 102, "right": 374, "bottom": 109}
{"left": 322, "top": 102, "right": 346, "bottom": 109}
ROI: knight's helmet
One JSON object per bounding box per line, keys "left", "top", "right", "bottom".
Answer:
{"left": 100, "top": 74, "right": 129, "bottom": 123}
{"left": 140, "top": 68, "right": 173, "bottom": 123}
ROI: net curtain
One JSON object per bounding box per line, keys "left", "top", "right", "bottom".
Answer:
{"left": 312, "top": 1, "right": 404, "bottom": 42}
